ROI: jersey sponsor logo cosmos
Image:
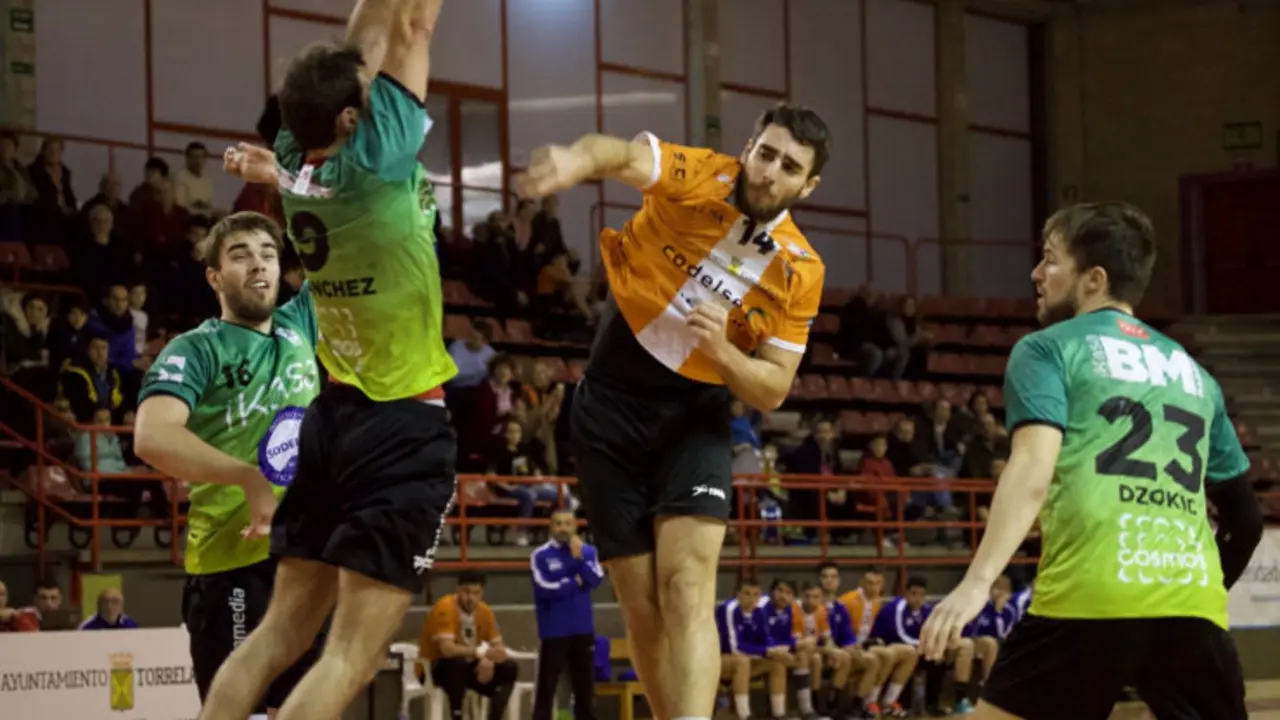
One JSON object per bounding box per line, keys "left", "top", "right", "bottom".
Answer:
{"left": 258, "top": 406, "right": 305, "bottom": 487}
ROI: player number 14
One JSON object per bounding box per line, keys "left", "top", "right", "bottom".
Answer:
{"left": 1093, "top": 396, "right": 1205, "bottom": 494}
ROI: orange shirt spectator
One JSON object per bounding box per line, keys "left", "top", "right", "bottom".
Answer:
{"left": 419, "top": 592, "right": 501, "bottom": 662}
{"left": 0, "top": 580, "right": 39, "bottom": 632}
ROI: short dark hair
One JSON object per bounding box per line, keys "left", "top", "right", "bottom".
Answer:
{"left": 21, "top": 293, "right": 46, "bottom": 311}
{"left": 907, "top": 576, "right": 927, "bottom": 591}
{"left": 738, "top": 576, "right": 761, "bottom": 591}
{"left": 753, "top": 103, "right": 831, "bottom": 177}
{"left": 1043, "top": 202, "right": 1156, "bottom": 306}
{"left": 487, "top": 353, "right": 512, "bottom": 376}
{"left": 35, "top": 578, "right": 60, "bottom": 593}
{"left": 203, "top": 212, "right": 284, "bottom": 268}
{"left": 458, "top": 571, "right": 486, "bottom": 587}
{"left": 770, "top": 578, "right": 794, "bottom": 593}
{"left": 144, "top": 157, "right": 170, "bottom": 177}
{"left": 279, "top": 41, "right": 367, "bottom": 151}
{"left": 816, "top": 561, "right": 839, "bottom": 575}
{"left": 799, "top": 581, "right": 820, "bottom": 593}
{"left": 185, "top": 141, "right": 208, "bottom": 155}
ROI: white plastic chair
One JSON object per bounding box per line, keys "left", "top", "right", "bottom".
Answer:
{"left": 389, "top": 642, "right": 446, "bottom": 720}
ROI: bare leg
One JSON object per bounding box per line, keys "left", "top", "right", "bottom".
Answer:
{"left": 606, "top": 553, "right": 670, "bottom": 720}
{"left": 273, "top": 568, "right": 414, "bottom": 720}
{"left": 654, "top": 515, "right": 727, "bottom": 719}
{"left": 853, "top": 650, "right": 880, "bottom": 700}
{"left": 975, "top": 636, "right": 1000, "bottom": 680}
{"left": 198, "top": 559, "right": 337, "bottom": 720}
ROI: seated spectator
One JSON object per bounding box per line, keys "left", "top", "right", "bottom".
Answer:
{"left": 90, "top": 285, "right": 140, "bottom": 373}
{"left": 787, "top": 418, "right": 851, "bottom": 541}
{"left": 837, "top": 285, "right": 898, "bottom": 378}
{"left": 44, "top": 397, "right": 79, "bottom": 465}
{"left": 30, "top": 578, "right": 73, "bottom": 630}
{"left": 913, "top": 399, "right": 965, "bottom": 476}
{"left": 961, "top": 575, "right": 1014, "bottom": 696}
{"left": 174, "top": 142, "right": 214, "bottom": 217}
{"left": 131, "top": 179, "right": 190, "bottom": 261}
{"left": 467, "top": 212, "right": 529, "bottom": 312}
{"left": 2, "top": 291, "right": 50, "bottom": 372}
{"left": 487, "top": 420, "right": 565, "bottom": 546}
{"left": 420, "top": 572, "right": 519, "bottom": 720}
{"left": 128, "top": 283, "right": 150, "bottom": 358}
{"left": 887, "top": 417, "right": 956, "bottom": 521}
{"left": 530, "top": 195, "right": 568, "bottom": 268}
{"left": 459, "top": 354, "right": 525, "bottom": 465}
{"left": 448, "top": 318, "right": 496, "bottom": 390}
{"left": 950, "top": 390, "right": 991, "bottom": 443}
{"left": 73, "top": 203, "right": 135, "bottom": 299}
{"left": 522, "top": 361, "right": 566, "bottom": 474}
{"left": 0, "top": 580, "right": 39, "bottom": 632}
{"left": 48, "top": 298, "right": 91, "bottom": 369}
{"left": 27, "top": 136, "right": 76, "bottom": 244}
{"left": 77, "top": 407, "right": 165, "bottom": 517}
{"left": 0, "top": 131, "right": 34, "bottom": 240}
{"left": 126, "top": 156, "right": 169, "bottom": 212}
{"left": 81, "top": 171, "right": 129, "bottom": 222}
{"left": 535, "top": 251, "right": 598, "bottom": 328}
{"left": 78, "top": 587, "right": 139, "bottom": 630}
{"left": 162, "top": 216, "right": 216, "bottom": 327}
{"left": 960, "top": 411, "right": 1010, "bottom": 480}
{"left": 58, "top": 334, "right": 126, "bottom": 421}
{"left": 886, "top": 296, "right": 931, "bottom": 378}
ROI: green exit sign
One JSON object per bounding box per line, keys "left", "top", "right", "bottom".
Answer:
{"left": 1222, "top": 122, "right": 1263, "bottom": 151}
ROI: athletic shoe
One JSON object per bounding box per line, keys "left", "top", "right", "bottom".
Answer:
{"left": 884, "top": 702, "right": 910, "bottom": 718}
{"left": 954, "top": 698, "right": 976, "bottom": 714}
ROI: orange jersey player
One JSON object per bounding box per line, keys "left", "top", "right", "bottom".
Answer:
{"left": 515, "top": 103, "right": 830, "bottom": 720}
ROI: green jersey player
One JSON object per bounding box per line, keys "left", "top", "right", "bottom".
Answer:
{"left": 133, "top": 211, "right": 322, "bottom": 717}
{"left": 920, "top": 203, "right": 1263, "bottom": 720}
{"left": 197, "top": 2, "right": 457, "bottom": 719}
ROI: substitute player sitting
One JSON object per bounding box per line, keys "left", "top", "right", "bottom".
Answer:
{"left": 957, "top": 576, "right": 1017, "bottom": 712}
{"left": 837, "top": 567, "right": 915, "bottom": 718}
{"left": 134, "top": 212, "right": 321, "bottom": 719}
{"left": 716, "top": 579, "right": 786, "bottom": 720}
{"left": 921, "top": 203, "right": 1264, "bottom": 720}
{"left": 874, "top": 577, "right": 977, "bottom": 715}
{"left": 515, "top": 104, "right": 830, "bottom": 720}
{"left": 760, "top": 579, "right": 818, "bottom": 718}
{"left": 814, "top": 566, "right": 882, "bottom": 719}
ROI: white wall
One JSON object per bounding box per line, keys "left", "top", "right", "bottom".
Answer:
{"left": 31, "top": 0, "right": 1035, "bottom": 297}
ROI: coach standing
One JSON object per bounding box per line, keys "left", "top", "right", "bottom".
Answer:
{"left": 530, "top": 509, "right": 605, "bottom": 720}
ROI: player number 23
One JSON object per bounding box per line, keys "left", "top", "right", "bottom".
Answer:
{"left": 1093, "top": 396, "right": 1205, "bottom": 494}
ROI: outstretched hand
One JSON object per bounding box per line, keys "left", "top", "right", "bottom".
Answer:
{"left": 224, "top": 143, "right": 279, "bottom": 185}
{"left": 514, "top": 145, "right": 593, "bottom": 199}
{"left": 918, "top": 578, "right": 988, "bottom": 661}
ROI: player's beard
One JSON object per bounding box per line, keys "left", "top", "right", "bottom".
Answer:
{"left": 734, "top": 179, "right": 796, "bottom": 223}
{"left": 1038, "top": 284, "right": 1080, "bottom": 327}
{"left": 225, "top": 286, "right": 277, "bottom": 325}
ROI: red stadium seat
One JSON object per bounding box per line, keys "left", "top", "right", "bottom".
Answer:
{"left": 868, "top": 379, "right": 897, "bottom": 403}
{"left": 916, "top": 381, "right": 939, "bottom": 402}
{"left": 982, "top": 385, "right": 1005, "bottom": 409}
{"left": 813, "top": 313, "right": 840, "bottom": 334}
{"left": 504, "top": 319, "right": 534, "bottom": 345}
{"left": 867, "top": 412, "right": 895, "bottom": 434}
{"left": 810, "top": 342, "right": 839, "bottom": 367}
{"left": 938, "top": 383, "right": 967, "bottom": 406}
{"left": 839, "top": 410, "right": 869, "bottom": 435}
{"left": 443, "top": 314, "right": 471, "bottom": 340}
{"left": 800, "top": 374, "right": 829, "bottom": 399}
{"left": 0, "top": 241, "right": 32, "bottom": 274}
{"left": 895, "top": 380, "right": 923, "bottom": 404}
{"left": 442, "top": 279, "right": 470, "bottom": 305}
{"left": 30, "top": 245, "right": 70, "bottom": 272}
{"left": 825, "top": 375, "right": 854, "bottom": 400}
{"left": 821, "top": 287, "right": 854, "bottom": 308}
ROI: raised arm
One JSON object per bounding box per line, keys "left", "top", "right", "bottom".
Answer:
{"left": 357, "top": 0, "right": 445, "bottom": 103}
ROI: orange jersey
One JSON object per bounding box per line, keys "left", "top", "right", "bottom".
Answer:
{"left": 418, "top": 594, "right": 501, "bottom": 661}
{"left": 598, "top": 133, "right": 825, "bottom": 384}
{"left": 839, "top": 589, "right": 882, "bottom": 643}
{"left": 797, "top": 602, "right": 831, "bottom": 642}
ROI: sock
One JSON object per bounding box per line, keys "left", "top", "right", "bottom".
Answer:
{"left": 967, "top": 679, "right": 983, "bottom": 703}
{"left": 865, "top": 686, "right": 881, "bottom": 706}
{"left": 248, "top": 716, "right": 269, "bottom": 720}
{"left": 883, "top": 682, "right": 904, "bottom": 706}
{"left": 735, "top": 694, "right": 751, "bottom": 719}
{"left": 797, "top": 686, "right": 813, "bottom": 714}
{"left": 956, "top": 678, "right": 972, "bottom": 704}
{"left": 771, "top": 693, "right": 787, "bottom": 718}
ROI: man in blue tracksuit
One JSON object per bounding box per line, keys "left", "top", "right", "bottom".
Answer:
{"left": 531, "top": 510, "right": 606, "bottom": 720}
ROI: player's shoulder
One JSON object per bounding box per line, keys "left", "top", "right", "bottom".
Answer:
{"left": 642, "top": 132, "right": 740, "bottom": 193}
{"left": 774, "top": 216, "right": 824, "bottom": 268}
{"left": 160, "top": 320, "right": 223, "bottom": 356}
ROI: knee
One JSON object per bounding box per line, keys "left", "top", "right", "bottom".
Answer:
{"left": 495, "top": 660, "right": 519, "bottom": 684}
{"left": 862, "top": 652, "right": 879, "bottom": 674}
{"left": 619, "top": 592, "right": 661, "bottom": 633}
{"left": 657, "top": 562, "right": 714, "bottom": 627}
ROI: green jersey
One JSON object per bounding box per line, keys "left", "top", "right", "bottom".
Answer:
{"left": 1005, "top": 308, "right": 1249, "bottom": 629}
{"left": 274, "top": 73, "right": 456, "bottom": 401}
{"left": 137, "top": 287, "right": 320, "bottom": 575}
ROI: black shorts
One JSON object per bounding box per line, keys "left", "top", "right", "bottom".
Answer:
{"left": 270, "top": 383, "right": 457, "bottom": 592}
{"left": 570, "top": 375, "right": 732, "bottom": 562}
{"left": 983, "top": 614, "right": 1246, "bottom": 720}
{"left": 182, "top": 558, "right": 323, "bottom": 711}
